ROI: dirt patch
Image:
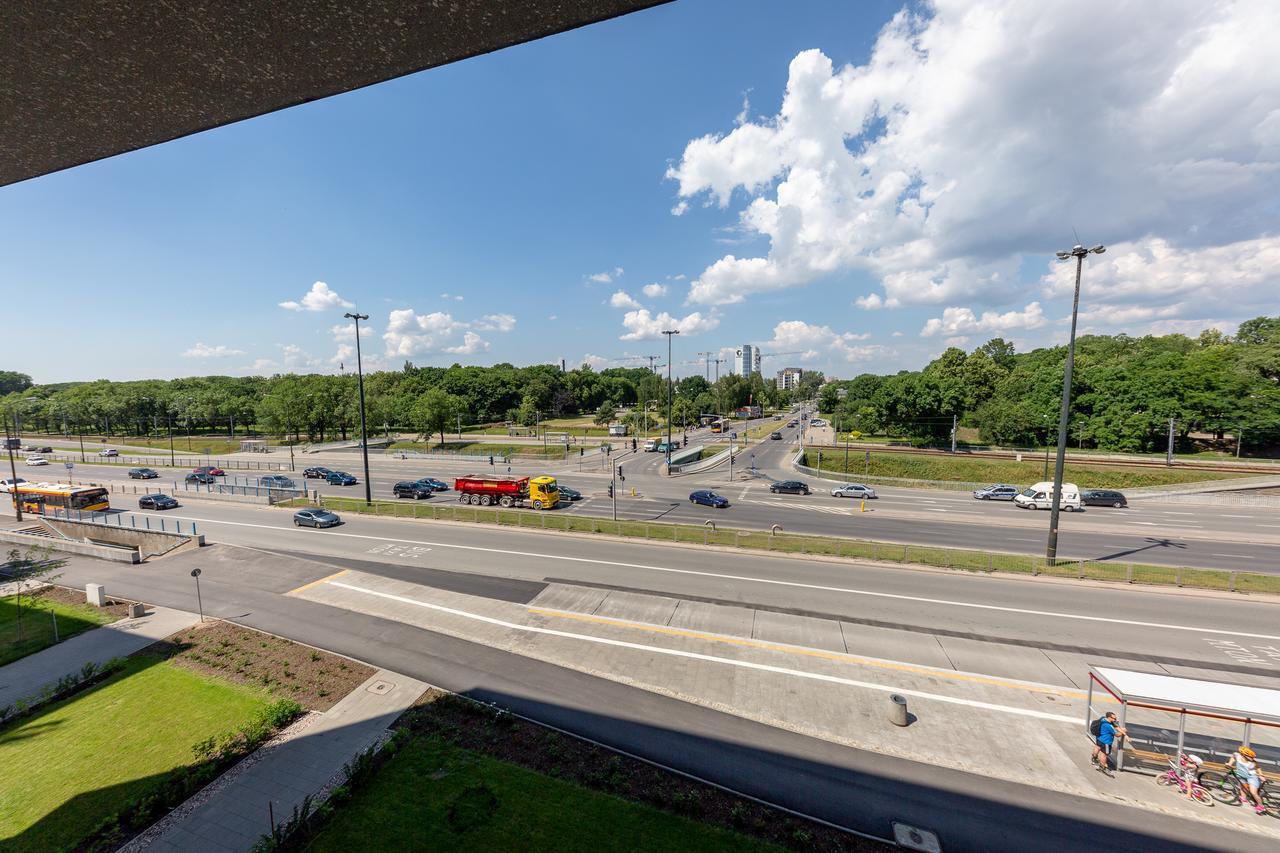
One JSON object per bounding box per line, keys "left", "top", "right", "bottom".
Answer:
{"left": 154, "top": 620, "right": 375, "bottom": 711}
{"left": 41, "top": 584, "right": 133, "bottom": 620}
{"left": 396, "top": 689, "right": 884, "bottom": 851}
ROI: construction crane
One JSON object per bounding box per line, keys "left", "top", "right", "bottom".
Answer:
{"left": 753, "top": 350, "right": 805, "bottom": 372}
{"left": 696, "top": 351, "right": 714, "bottom": 381}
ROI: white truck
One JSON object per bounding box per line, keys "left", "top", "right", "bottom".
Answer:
{"left": 1014, "top": 481, "right": 1081, "bottom": 511}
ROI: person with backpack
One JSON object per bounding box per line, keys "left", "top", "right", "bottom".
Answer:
{"left": 1090, "top": 711, "right": 1126, "bottom": 776}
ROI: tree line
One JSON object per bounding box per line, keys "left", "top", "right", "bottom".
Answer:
{"left": 818, "top": 317, "right": 1280, "bottom": 453}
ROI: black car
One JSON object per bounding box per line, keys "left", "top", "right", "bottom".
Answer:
{"left": 326, "top": 471, "right": 357, "bottom": 486}
{"left": 1082, "top": 489, "right": 1128, "bottom": 508}
{"left": 770, "top": 431, "right": 783, "bottom": 440}
{"left": 293, "top": 508, "right": 341, "bottom": 528}
{"left": 769, "top": 480, "right": 810, "bottom": 495}
{"left": 689, "top": 490, "right": 729, "bottom": 508}
{"left": 185, "top": 472, "right": 217, "bottom": 485}
{"left": 303, "top": 466, "right": 332, "bottom": 479}
{"left": 139, "top": 493, "right": 179, "bottom": 510}
{"left": 557, "top": 485, "right": 582, "bottom": 501}
{"left": 393, "top": 480, "right": 434, "bottom": 499}
{"left": 128, "top": 467, "right": 159, "bottom": 479}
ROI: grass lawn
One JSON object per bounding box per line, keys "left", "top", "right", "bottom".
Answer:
{"left": 305, "top": 737, "right": 778, "bottom": 853}
{"left": 802, "top": 449, "right": 1249, "bottom": 489}
{"left": 0, "top": 588, "right": 124, "bottom": 667}
{"left": 388, "top": 440, "right": 572, "bottom": 458}
{"left": 0, "top": 654, "right": 270, "bottom": 850}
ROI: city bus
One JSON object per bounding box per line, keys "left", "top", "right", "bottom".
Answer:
{"left": 710, "top": 419, "right": 727, "bottom": 434}
{"left": 11, "top": 482, "right": 110, "bottom": 515}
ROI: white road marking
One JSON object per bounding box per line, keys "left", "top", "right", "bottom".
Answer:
{"left": 1161, "top": 512, "right": 1196, "bottom": 516}
{"left": 1211, "top": 554, "right": 1258, "bottom": 560}
{"left": 151, "top": 510, "right": 1280, "bottom": 642}
{"left": 325, "top": 580, "right": 1079, "bottom": 725}
{"left": 1220, "top": 515, "right": 1254, "bottom": 519}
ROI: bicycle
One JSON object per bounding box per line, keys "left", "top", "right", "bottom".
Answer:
{"left": 1155, "top": 754, "right": 1213, "bottom": 806}
{"left": 1198, "top": 766, "right": 1277, "bottom": 815}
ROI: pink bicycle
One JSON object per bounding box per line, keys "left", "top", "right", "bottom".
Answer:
{"left": 1155, "top": 754, "right": 1213, "bottom": 806}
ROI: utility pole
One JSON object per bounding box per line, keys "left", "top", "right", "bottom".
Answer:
{"left": 662, "top": 330, "right": 679, "bottom": 470}
{"left": 1046, "top": 243, "right": 1105, "bottom": 565}
{"left": 1237, "top": 426, "right": 1244, "bottom": 459}
{"left": 344, "top": 311, "right": 373, "bottom": 505}
{"left": 5, "top": 427, "right": 22, "bottom": 522}
{"left": 1166, "top": 417, "right": 1175, "bottom": 467}
{"left": 950, "top": 414, "right": 957, "bottom": 454}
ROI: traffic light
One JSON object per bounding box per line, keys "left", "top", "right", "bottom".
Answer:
{"left": 607, "top": 483, "right": 614, "bottom": 498}
{"left": 617, "top": 465, "right": 624, "bottom": 482}
{"left": 488, "top": 455, "right": 494, "bottom": 466}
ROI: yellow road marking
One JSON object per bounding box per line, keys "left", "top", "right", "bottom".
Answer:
{"left": 527, "top": 606, "right": 1090, "bottom": 701}
{"left": 288, "top": 569, "right": 349, "bottom": 595}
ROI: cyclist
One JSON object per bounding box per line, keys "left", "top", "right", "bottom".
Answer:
{"left": 1227, "top": 746, "right": 1266, "bottom": 814}
{"left": 1090, "top": 711, "right": 1126, "bottom": 776}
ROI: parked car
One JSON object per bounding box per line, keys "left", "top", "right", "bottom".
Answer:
{"left": 689, "top": 489, "right": 729, "bottom": 508}
{"left": 293, "top": 508, "right": 342, "bottom": 528}
{"left": 98, "top": 448, "right": 119, "bottom": 457}
{"left": 25, "top": 456, "right": 48, "bottom": 466}
{"left": 769, "top": 480, "right": 810, "bottom": 495}
{"left": 128, "top": 467, "right": 160, "bottom": 479}
{"left": 185, "top": 472, "right": 217, "bottom": 485}
{"left": 770, "top": 431, "right": 783, "bottom": 440}
{"left": 832, "top": 483, "right": 877, "bottom": 499}
{"left": 194, "top": 465, "right": 225, "bottom": 477}
{"left": 393, "top": 480, "right": 434, "bottom": 499}
{"left": 1014, "top": 481, "right": 1081, "bottom": 511}
{"left": 1082, "top": 489, "right": 1128, "bottom": 508}
{"left": 260, "top": 474, "right": 296, "bottom": 489}
{"left": 0, "top": 477, "right": 27, "bottom": 492}
{"left": 37, "top": 446, "right": 53, "bottom": 453}
{"left": 303, "top": 466, "right": 332, "bottom": 479}
{"left": 139, "top": 493, "right": 179, "bottom": 510}
{"left": 557, "top": 485, "right": 582, "bottom": 501}
{"left": 326, "top": 471, "right": 357, "bottom": 486}
{"left": 972, "top": 484, "right": 1020, "bottom": 501}
{"left": 417, "top": 477, "right": 449, "bottom": 491}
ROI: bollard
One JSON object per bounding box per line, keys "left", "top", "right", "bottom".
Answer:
{"left": 890, "top": 694, "right": 909, "bottom": 727}
{"left": 860, "top": 499, "right": 866, "bottom": 512}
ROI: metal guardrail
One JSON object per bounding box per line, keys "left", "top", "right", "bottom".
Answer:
{"left": 50, "top": 507, "right": 198, "bottom": 536}
{"left": 44, "top": 452, "right": 291, "bottom": 471}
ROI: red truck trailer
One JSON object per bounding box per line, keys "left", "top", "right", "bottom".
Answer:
{"left": 453, "top": 475, "right": 559, "bottom": 509}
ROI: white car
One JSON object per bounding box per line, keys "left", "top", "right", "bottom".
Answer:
{"left": 98, "top": 448, "right": 119, "bottom": 457}
{"left": 832, "top": 483, "right": 877, "bottom": 499}
{"left": 25, "top": 456, "right": 49, "bottom": 466}
{"left": 0, "top": 477, "right": 27, "bottom": 492}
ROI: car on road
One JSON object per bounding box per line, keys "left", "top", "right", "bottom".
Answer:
{"left": 770, "top": 431, "right": 783, "bottom": 440}
{"left": 1082, "top": 489, "right": 1128, "bottom": 508}
{"left": 25, "top": 456, "right": 48, "bottom": 466}
{"left": 98, "top": 448, "right": 119, "bottom": 457}
{"left": 643, "top": 438, "right": 659, "bottom": 452}
{"left": 416, "top": 477, "right": 449, "bottom": 492}
{"left": 293, "top": 508, "right": 342, "bottom": 528}
{"left": 787, "top": 420, "right": 799, "bottom": 427}
{"left": 303, "top": 466, "right": 332, "bottom": 479}
{"left": 185, "top": 472, "right": 218, "bottom": 485}
{"left": 972, "top": 484, "right": 1020, "bottom": 501}
{"left": 810, "top": 419, "right": 825, "bottom": 427}
{"left": 557, "top": 485, "right": 583, "bottom": 501}
{"left": 769, "top": 480, "right": 810, "bottom": 495}
{"left": 832, "top": 483, "right": 877, "bottom": 499}
{"left": 326, "top": 471, "right": 357, "bottom": 486}
{"left": 128, "top": 467, "right": 160, "bottom": 479}
{"left": 1, "top": 477, "right": 27, "bottom": 492}
{"left": 139, "top": 493, "right": 179, "bottom": 510}
{"left": 194, "top": 465, "right": 225, "bottom": 477}
{"left": 1014, "top": 481, "right": 1081, "bottom": 511}
{"left": 689, "top": 490, "right": 729, "bottom": 508}
{"left": 654, "top": 441, "right": 676, "bottom": 453}
{"left": 393, "top": 480, "right": 434, "bottom": 499}
{"left": 260, "top": 474, "right": 297, "bottom": 489}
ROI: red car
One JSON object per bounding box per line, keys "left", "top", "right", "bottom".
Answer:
{"left": 193, "top": 465, "right": 225, "bottom": 477}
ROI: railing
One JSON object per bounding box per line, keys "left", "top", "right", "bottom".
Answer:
{"left": 50, "top": 507, "right": 198, "bottom": 536}
{"left": 45, "top": 452, "right": 291, "bottom": 471}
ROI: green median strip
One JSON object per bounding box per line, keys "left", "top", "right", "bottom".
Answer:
{"left": 278, "top": 496, "right": 1280, "bottom": 596}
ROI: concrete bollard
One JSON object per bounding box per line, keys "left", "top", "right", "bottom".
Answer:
{"left": 126, "top": 602, "right": 145, "bottom": 618}
{"left": 890, "top": 693, "right": 909, "bottom": 727}
{"left": 86, "top": 583, "right": 106, "bottom": 607}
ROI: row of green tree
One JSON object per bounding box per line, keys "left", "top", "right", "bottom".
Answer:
{"left": 818, "top": 317, "right": 1280, "bottom": 453}
{"left": 0, "top": 361, "right": 825, "bottom": 445}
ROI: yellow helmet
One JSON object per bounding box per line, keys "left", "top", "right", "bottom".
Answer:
{"left": 1240, "top": 746, "right": 1256, "bottom": 759}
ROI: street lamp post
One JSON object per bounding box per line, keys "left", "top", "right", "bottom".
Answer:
{"left": 1046, "top": 243, "right": 1105, "bottom": 565}
{"left": 662, "top": 329, "right": 679, "bottom": 469}
{"left": 344, "top": 312, "right": 373, "bottom": 505}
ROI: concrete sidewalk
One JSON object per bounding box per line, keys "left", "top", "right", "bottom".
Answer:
{"left": 0, "top": 604, "right": 198, "bottom": 709}
{"left": 133, "top": 669, "right": 426, "bottom": 853}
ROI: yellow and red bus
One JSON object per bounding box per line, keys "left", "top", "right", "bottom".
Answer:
{"left": 12, "top": 482, "right": 110, "bottom": 515}
{"left": 709, "top": 419, "right": 728, "bottom": 434}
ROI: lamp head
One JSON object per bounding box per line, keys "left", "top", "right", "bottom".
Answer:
{"left": 1055, "top": 251, "right": 1071, "bottom": 260}
{"left": 1090, "top": 244, "right": 1106, "bottom": 254}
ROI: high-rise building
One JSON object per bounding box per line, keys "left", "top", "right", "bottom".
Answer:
{"left": 777, "top": 367, "right": 803, "bottom": 390}
{"left": 736, "top": 344, "right": 755, "bottom": 378}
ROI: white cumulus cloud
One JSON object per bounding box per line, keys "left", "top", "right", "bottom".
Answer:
{"left": 278, "top": 281, "right": 354, "bottom": 312}
{"left": 182, "top": 343, "right": 244, "bottom": 358}
{"left": 920, "top": 303, "right": 1046, "bottom": 337}
{"left": 642, "top": 283, "right": 668, "bottom": 298}
{"left": 473, "top": 313, "right": 517, "bottom": 332}
{"left": 609, "top": 290, "right": 643, "bottom": 310}
{"left": 619, "top": 309, "right": 720, "bottom": 341}
{"left": 762, "top": 320, "right": 881, "bottom": 363}
{"left": 444, "top": 331, "right": 490, "bottom": 355}
{"left": 588, "top": 266, "right": 625, "bottom": 283}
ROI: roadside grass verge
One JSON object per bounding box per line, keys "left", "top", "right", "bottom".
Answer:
{"left": 800, "top": 449, "right": 1249, "bottom": 489}
{"left": 387, "top": 440, "right": 576, "bottom": 458}
{"left": 281, "top": 496, "right": 1280, "bottom": 596}
{"left": 0, "top": 586, "right": 127, "bottom": 667}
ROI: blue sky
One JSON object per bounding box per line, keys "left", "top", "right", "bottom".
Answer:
{"left": 4, "top": 0, "right": 1277, "bottom": 383}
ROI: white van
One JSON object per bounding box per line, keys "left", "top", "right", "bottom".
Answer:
{"left": 1014, "top": 481, "right": 1081, "bottom": 511}
{"left": 643, "top": 438, "right": 659, "bottom": 452}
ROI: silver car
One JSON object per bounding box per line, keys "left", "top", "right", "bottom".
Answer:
{"left": 831, "top": 483, "right": 877, "bottom": 499}
{"left": 972, "top": 484, "right": 1020, "bottom": 501}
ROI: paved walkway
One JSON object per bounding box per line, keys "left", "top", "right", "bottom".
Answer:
{"left": 136, "top": 669, "right": 426, "bottom": 853}
{"left": 0, "top": 604, "right": 198, "bottom": 709}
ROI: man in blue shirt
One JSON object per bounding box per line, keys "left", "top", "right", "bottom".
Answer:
{"left": 1091, "top": 711, "right": 1126, "bottom": 776}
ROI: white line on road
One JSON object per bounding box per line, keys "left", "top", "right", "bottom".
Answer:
{"left": 1211, "top": 554, "right": 1258, "bottom": 560}
{"left": 1220, "top": 515, "right": 1254, "bottom": 520}
{"left": 155, "top": 510, "right": 1280, "bottom": 642}
{"left": 325, "top": 580, "right": 1080, "bottom": 725}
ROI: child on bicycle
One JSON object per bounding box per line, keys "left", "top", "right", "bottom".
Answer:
{"left": 1228, "top": 746, "right": 1267, "bottom": 814}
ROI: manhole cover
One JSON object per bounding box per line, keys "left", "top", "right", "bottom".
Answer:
{"left": 367, "top": 680, "right": 394, "bottom": 695}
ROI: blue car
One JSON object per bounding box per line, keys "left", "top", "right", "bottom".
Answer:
{"left": 689, "top": 490, "right": 729, "bottom": 508}
{"left": 326, "top": 471, "right": 357, "bottom": 486}
{"left": 417, "top": 477, "right": 449, "bottom": 491}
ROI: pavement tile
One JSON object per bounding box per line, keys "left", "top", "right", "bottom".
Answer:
{"left": 750, "top": 609, "right": 845, "bottom": 652}
{"left": 593, "top": 590, "right": 681, "bottom": 625}
{"left": 527, "top": 583, "right": 610, "bottom": 615}
{"left": 667, "top": 599, "right": 755, "bottom": 636}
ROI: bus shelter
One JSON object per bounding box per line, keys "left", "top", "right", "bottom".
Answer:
{"left": 1087, "top": 666, "right": 1280, "bottom": 772}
